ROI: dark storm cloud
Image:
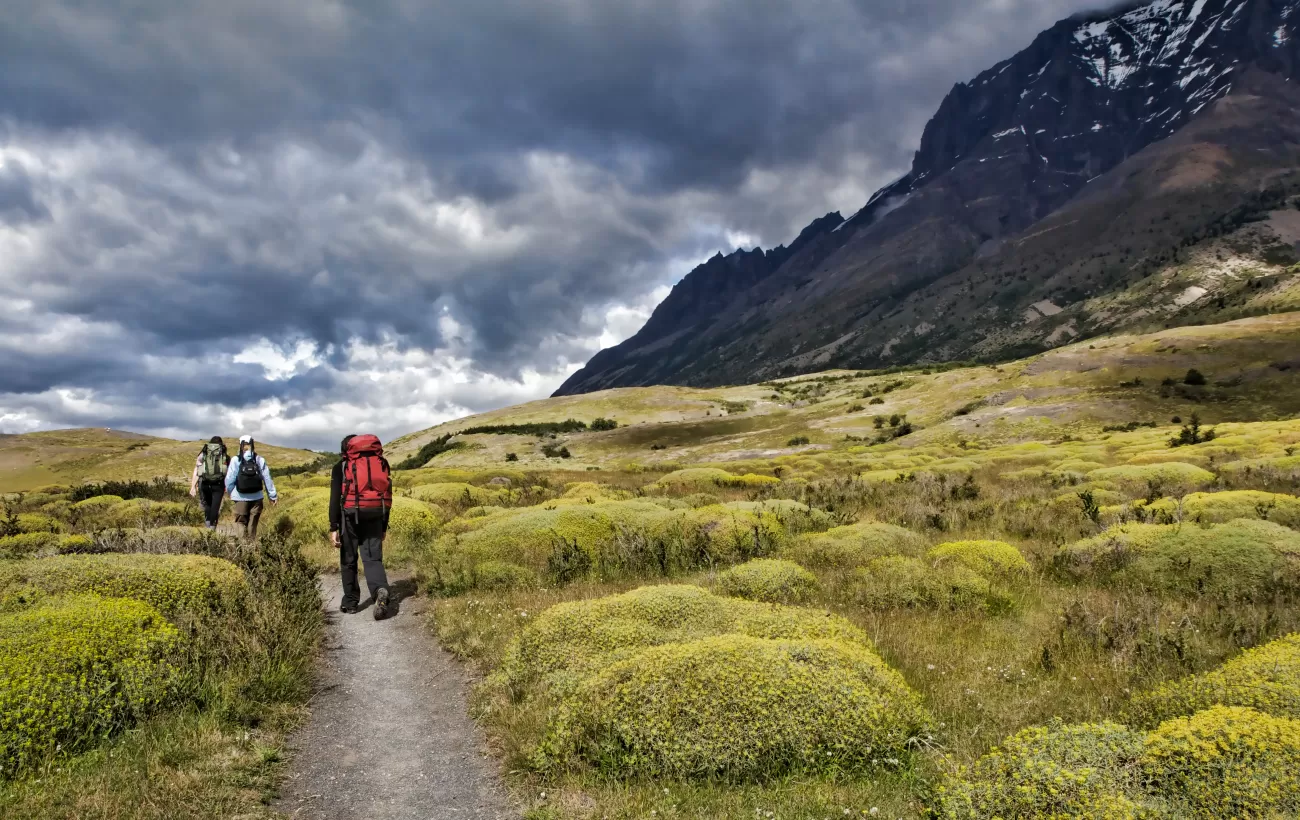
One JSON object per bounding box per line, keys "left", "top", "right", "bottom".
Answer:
{"left": 0, "top": 0, "right": 1108, "bottom": 444}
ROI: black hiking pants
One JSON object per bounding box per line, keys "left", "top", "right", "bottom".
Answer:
{"left": 340, "top": 515, "right": 390, "bottom": 608}
{"left": 198, "top": 480, "right": 224, "bottom": 529}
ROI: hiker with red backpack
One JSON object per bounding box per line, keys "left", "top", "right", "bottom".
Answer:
{"left": 329, "top": 434, "right": 393, "bottom": 619}
{"left": 190, "top": 436, "right": 229, "bottom": 530}
{"left": 224, "top": 434, "right": 278, "bottom": 540}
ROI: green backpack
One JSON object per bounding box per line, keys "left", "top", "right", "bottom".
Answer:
{"left": 201, "top": 443, "right": 228, "bottom": 483}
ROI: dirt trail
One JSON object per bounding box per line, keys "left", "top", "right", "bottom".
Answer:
{"left": 277, "top": 575, "right": 516, "bottom": 820}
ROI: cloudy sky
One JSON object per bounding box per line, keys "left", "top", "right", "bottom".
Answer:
{"left": 0, "top": 0, "right": 1109, "bottom": 450}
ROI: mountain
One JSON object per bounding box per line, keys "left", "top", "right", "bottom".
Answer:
{"left": 556, "top": 0, "right": 1300, "bottom": 396}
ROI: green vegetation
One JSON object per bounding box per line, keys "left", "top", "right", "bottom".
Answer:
{"left": 714, "top": 558, "right": 818, "bottom": 603}
{"left": 3, "top": 313, "right": 1300, "bottom": 817}
{"left": 0, "top": 473, "right": 323, "bottom": 817}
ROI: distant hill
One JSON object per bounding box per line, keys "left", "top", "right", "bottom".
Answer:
{"left": 391, "top": 312, "right": 1300, "bottom": 470}
{"left": 558, "top": 0, "right": 1300, "bottom": 395}
{"left": 0, "top": 428, "right": 318, "bottom": 492}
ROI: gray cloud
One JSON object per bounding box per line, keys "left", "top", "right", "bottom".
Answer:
{"left": 0, "top": 0, "right": 1105, "bottom": 447}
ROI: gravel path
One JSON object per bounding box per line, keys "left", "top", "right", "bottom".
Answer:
{"left": 277, "top": 575, "right": 516, "bottom": 820}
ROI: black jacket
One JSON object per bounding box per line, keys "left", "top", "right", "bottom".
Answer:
{"left": 328, "top": 460, "right": 391, "bottom": 533}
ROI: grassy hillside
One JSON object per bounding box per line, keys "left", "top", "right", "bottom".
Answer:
{"left": 390, "top": 312, "right": 1300, "bottom": 470}
{"left": 0, "top": 428, "right": 319, "bottom": 492}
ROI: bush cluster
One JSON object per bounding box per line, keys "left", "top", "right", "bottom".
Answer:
{"left": 928, "top": 539, "right": 1031, "bottom": 576}
{"left": 652, "top": 468, "right": 780, "bottom": 491}
{"left": 936, "top": 720, "right": 1147, "bottom": 818}
{"left": 715, "top": 559, "right": 818, "bottom": 604}
{"left": 0, "top": 532, "right": 93, "bottom": 559}
{"left": 507, "top": 585, "right": 927, "bottom": 779}
{"left": 1129, "top": 633, "right": 1300, "bottom": 726}
{"left": 0, "top": 554, "right": 247, "bottom": 616}
{"left": 851, "top": 556, "right": 1012, "bottom": 613}
{"left": 0, "top": 595, "right": 185, "bottom": 777}
{"left": 1057, "top": 520, "right": 1300, "bottom": 599}
{"left": 783, "top": 521, "right": 928, "bottom": 568}
{"left": 427, "top": 500, "right": 801, "bottom": 592}
{"left": 537, "top": 635, "right": 928, "bottom": 780}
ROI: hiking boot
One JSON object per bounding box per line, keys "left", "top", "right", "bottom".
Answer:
{"left": 340, "top": 601, "right": 359, "bottom": 615}
{"left": 374, "top": 587, "right": 390, "bottom": 621}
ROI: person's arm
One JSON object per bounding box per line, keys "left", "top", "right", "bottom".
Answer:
{"left": 224, "top": 456, "right": 238, "bottom": 496}
{"left": 190, "top": 454, "right": 202, "bottom": 496}
{"left": 328, "top": 461, "right": 343, "bottom": 542}
{"left": 259, "top": 456, "right": 277, "bottom": 503}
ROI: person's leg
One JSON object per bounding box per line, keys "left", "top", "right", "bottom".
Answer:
{"left": 356, "top": 518, "right": 391, "bottom": 619}
{"left": 246, "top": 499, "right": 263, "bottom": 540}
{"left": 233, "top": 501, "right": 250, "bottom": 537}
{"left": 201, "top": 483, "right": 222, "bottom": 529}
{"left": 339, "top": 526, "right": 361, "bottom": 610}
{"left": 358, "top": 530, "right": 390, "bottom": 599}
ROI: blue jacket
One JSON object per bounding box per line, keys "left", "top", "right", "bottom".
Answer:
{"left": 225, "top": 451, "right": 278, "bottom": 502}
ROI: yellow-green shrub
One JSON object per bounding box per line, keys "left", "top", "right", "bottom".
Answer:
{"left": 652, "top": 468, "right": 777, "bottom": 491}
{"left": 1087, "top": 463, "right": 1215, "bottom": 493}
{"left": 538, "top": 635, "right": 929, "bottom": 779}
{"left": 473, "top": 560, "right": 537, "bottom": 591}
{"left": 0, "top": 533, "right": 92, "bottom": 559}
{"left": 1057, "top": 520, "right": 1300, "bottom": 599}
{"left": 784, "top": 521, "right": 928, "bottom": 568}
{"left": 0, "top": 554, "right": 247, "bottom": 615}
{"left": 15, "top": 513, "right": 61, "bottom": 534}
{"left": 505, "top": 584, "right": 873, "bottom": 691}
{"left": 1165, "top": 490, "right": 1300, "bottom": 527}
{"left": 936, "top": 720, "right": 1148, "bottom": 819}
{"left": 0, "top": 595, "right": 185, "bottom": 776}
{"left": 851, "top": 556, "right": 1011, "bottom": 613}
{"left": 1141, "top": 706, "right": 1300, "bottom": 817}
{"left": 715, "top": 559, "right": 818, "bottom": 604}
{"left": 408, "top": 482, "right": 502, "bottom": 508}
{"left": 929, "top": 540, "right": 1030, "bottom": 576}
{"left": 1129, "top": 633, "right": 1300, "bottom": 726}
{"left": 70, "top": 494, "right": 124, "bottom": 513}
{"left": 102, "top": 499, "right": 201, "bottom": 529}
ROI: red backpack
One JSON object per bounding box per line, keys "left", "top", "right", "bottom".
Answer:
{"left": 341, "top": 434, "right": 392, "bottom": 521}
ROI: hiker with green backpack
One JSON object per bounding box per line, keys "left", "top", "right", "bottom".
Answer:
{"left": 190, "top": 436, "right": 230, "bottom": 530}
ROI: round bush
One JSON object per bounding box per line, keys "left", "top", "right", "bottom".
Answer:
{"left": 505, "top": 584, "right": 873, "bottom": 692}
{"left": 103, "top": 499, "right": 201, "bottom": 529}
{"left": 1171, "top": 491, "right": 1300, "bottom": 528}
{"left": 539, "top": 635, "right": 929, "bottom": 779}
{"left": 936, "top": 720, "right": 1147, "bottom": 819}
{"left": 715, "top": 559, "right": 818, "bottom": 604}
{"left": 784, "top": 521, "right": 928, "bottom": 568}
{"left": 1142, "top": 706, "right": 1300, "bottom": 817}
{"left": 1057, "top": 520, "right": 1300, "bottom": 598}
{"left": 70, "top": 494, "right": 125, "bottom": 514}
{"left": 473, "top": 561, "right": 537, "bottom": 591}
{"left": 1087, "top": 463, "right": 1215, "bottom": 492}
{"left": 851, "top": 556, "right": 1010, "bottom": 613}
{"left": 0, "top": 595, "right": 185, "bottom": 776}
{"left": 1129, "top": 633, "right": 1300, "bottom": 726}
{"left": 928, "top": 540, "right": 1030, "bottom": 576}
{"left": 277, "top": 491, "right": 439, "bottom": 545}
{"left": 0, "top": 533, "right": 93, "bottom": 559}
{"left": 409, "top": 482, "right": 502, "bottom": 508}
{"left": 15, "top": 512, "right": 62, "bottom": 534}
{"left": 0, "top": 554, "right": 247, "bottom": 615}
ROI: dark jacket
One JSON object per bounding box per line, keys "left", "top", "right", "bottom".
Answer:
{"left": 328, "top": 460, "right": 391, "bottom": 533}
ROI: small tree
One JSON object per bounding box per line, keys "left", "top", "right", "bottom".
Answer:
{"left": 590, "top": 417, "right": 618, "bottom": 431}
{"left": 1183, "top": 369, "right": 1207, "bottom": 386}
{"left": 505, "top": 453, "right": 519, "bottom": 462}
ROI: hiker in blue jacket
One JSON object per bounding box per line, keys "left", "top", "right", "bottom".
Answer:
{"left": 224, "top": 434, "right": 278, "bottom": 540}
